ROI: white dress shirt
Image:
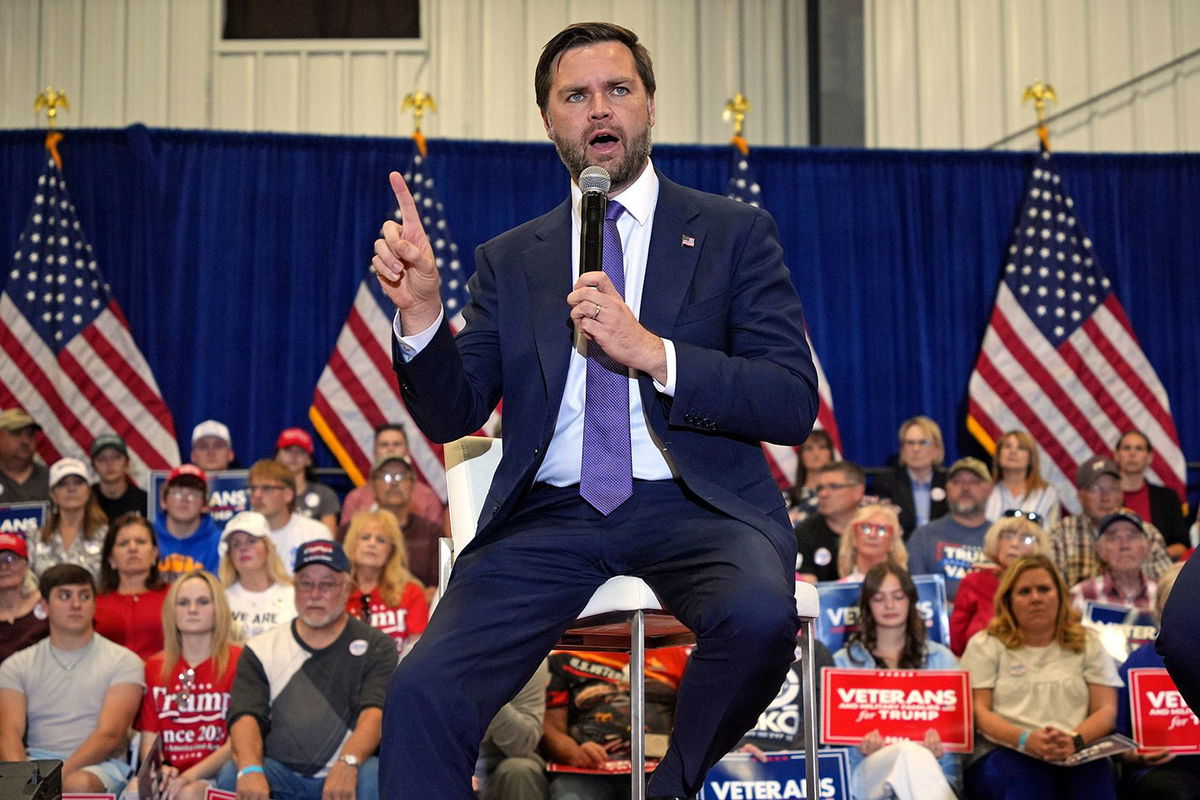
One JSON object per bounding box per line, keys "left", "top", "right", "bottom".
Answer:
{"left": 393, "top": 159, "right": 677, "bottom": 486}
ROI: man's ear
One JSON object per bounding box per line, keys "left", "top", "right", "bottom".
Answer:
{"left": 647, "top": 96, "right": 655, "bottom": 128}
{"left": 542, "top": 111, "right": 554, "bottom": 140}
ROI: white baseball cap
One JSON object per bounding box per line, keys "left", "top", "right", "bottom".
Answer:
{"left": 221, "top": 511, "right": 270, "bottom": 543}
{"left": 192, "top": 419, "right": 232, "bottom": 447}
{"left": 49, "top": 457, "right": 90, "bottom": 487}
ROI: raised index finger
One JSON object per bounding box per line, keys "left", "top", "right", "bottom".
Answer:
{"left": 389, "top": 171, "right": 427, "bottom": 240}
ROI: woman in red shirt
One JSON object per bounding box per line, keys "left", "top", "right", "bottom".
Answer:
{"left": 93, "top": 512, "right": 169, "bottom": 659}
{"left": 949, "top": 511, "right": 1049, "bottom": 656}
{"left": 140, "top": 570, "right": 241, "bottom": 799}
{"left": 344, "top": 509, "right": 429, "bottom": 657}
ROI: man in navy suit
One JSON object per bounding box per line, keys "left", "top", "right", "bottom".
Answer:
{"left": 372, "top": 22, "right": 818, "bottom": 799}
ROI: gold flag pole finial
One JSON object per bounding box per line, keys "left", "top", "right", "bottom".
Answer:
{"left": 34, "top": 88, "right": 70, "bottom": 168}
{"left": 1022, "top": 81, "right": 1057, "bottom": 152}
{"left": 723, "top": 93, "right": 751, "bottom": 155}
{"left": 402, "top": 90, "right": 437, "bottom": 158}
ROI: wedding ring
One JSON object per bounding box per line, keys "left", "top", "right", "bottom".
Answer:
{"left": 591, "top": 303, "right": 602, "bottom": 319}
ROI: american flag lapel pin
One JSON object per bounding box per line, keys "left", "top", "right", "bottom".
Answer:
{"left": 680, "top": 234, "right": 695, "bottom": 248}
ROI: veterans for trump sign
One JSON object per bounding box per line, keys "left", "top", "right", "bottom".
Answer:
{"left": 697, "top": 750, "right": 850, "bottom": 800}
{"left": 820, "top": 669, "right": 973, "bottom": 753}
{"left": 1129, "top": 668, "right": 1200, "bottom": 754}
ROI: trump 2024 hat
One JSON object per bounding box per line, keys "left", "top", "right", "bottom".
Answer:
{"left": 293, "top": 539, "right": 350, "bottom": 574}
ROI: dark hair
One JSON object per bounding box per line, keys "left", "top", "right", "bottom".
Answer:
{"left": 39, "top": 563, "right": 95, "bottom": 598}
{"left": 820, "top": 460, "right": 865, "bottom": 486}
{"left": 845, "top": 561, "right": 927, "bottom": 669}
{"left": 373, "top": 423, "right": 409, "bottom": 443}
{"left": 99, "top": 512, "right": 165, "bottom": 594}
{"left": 1116, "top": 430, "right": 1152, "bottom": 453}
{"left": 535, "top": 22, "right": 656, "bottom": 112}
{"left": 793, "top": 430, "right": 835, "bottom": 490}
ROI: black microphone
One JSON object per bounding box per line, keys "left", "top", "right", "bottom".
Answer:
{"left": 578, "top": 166, "right": 610, "bottom": 273}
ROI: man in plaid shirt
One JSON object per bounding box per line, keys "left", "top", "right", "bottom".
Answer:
{"left": 1050, "top": 456, "right": 1172, "bottom": 588}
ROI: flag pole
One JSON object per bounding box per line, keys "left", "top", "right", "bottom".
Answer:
{"left": 33, "top": 87, "right": 69, "bottom": 168}
{"left": 1021, "top": 81, "right": 1057, "bottom": 152}
{"left": 723, "top": 92, "right": 750, "bottom": 156}
{"left": 402, "top": 90, "right": 437, "bottom": 158}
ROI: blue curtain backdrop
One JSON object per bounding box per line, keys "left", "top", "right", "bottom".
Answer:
{"left": 1, "top": 126, "right": 1197, "bottom": 505}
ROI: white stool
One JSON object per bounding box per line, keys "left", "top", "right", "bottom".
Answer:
{"left": 441, "top": 436, "right": 820, "bottom": 800}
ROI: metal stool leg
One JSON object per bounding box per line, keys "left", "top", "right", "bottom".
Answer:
{"left": 631, "top": 608, "right": 646, "bottom": 800}
{"left": 799, "top": 618, "right": 819, "bottom": 800}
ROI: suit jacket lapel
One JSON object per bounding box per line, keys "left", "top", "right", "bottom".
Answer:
{"left": 637, "top": 174, "right": 703, "bottom": 408}
{"left": 639, "top": 174, "right": 703, "bottom": 338}
{"left": 525, "top": 200, "right": 574, "bottom": 402}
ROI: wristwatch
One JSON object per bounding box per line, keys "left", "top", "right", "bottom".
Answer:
{"left": 1072, "top": 733, "right": 1086, "bottom": 753}
{"left": 339, "top": 754, "right": 360, "bottom": 768}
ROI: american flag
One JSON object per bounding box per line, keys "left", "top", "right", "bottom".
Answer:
{"left": 0, "top": 146, "right": 179, "bottom": 475}
{"left": 311, "top": 142, "right": 484, "bottom": 499}
{"left": 967, "top": 150, "right": 1185, "bottom": 513}
{"left": 724, "top": 139, "right": 844, "bottom": 487}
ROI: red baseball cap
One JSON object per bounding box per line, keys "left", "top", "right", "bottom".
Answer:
{"left": 167, "top": 463, "right": 209, "bottom": 487}
{"left": 276, "top": 428, "right": 314, "bottom": 455}
{"left": 0, "top": 532, "right": 29, "bottom": 561}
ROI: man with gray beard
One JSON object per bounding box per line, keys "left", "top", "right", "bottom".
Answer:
{"left": 906, "top": 457, "right": 994, "bottom": 601}
{"left": 217, "top": 540, "right": 395, "bottom": 800}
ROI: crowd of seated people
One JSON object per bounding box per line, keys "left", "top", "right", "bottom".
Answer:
{"left": 0, "top": 407, "right": 1196, "bottom": 799}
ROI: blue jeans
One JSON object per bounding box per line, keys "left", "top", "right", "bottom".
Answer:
{"left": 550, "top": 773, "right": 632, "bottom": 800}
{"left": 215, "top": 756, "right": 379, "bottom": 800}
{"left": 965, "top": 747, "right": 1116, "bottom": 800}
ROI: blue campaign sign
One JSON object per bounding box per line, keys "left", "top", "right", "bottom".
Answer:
{"left": 148, "top": 470, "right": 250, "bottom": 528}
{"left": 1084, "top": 601, "right": 1158, "bottom": 655}
{"left": 0, "top": 502, "right": 47, "bottom": 538}
{"left": 815, "top": 575, "right": 949, "bottom": 653}
{"left": 699, "top": 749, "right": 851, "bottom": 800}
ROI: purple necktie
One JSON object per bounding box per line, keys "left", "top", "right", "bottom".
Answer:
{"left": 580, "top": 200, "right": 632, "bottom": 515}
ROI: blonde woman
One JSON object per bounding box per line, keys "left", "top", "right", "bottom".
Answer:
{"left": 29, "top": 458, "right": 108, "bottom": 579}
{"left": 217, "top": 511, "right": 295, "bottom": 640}
{"left": 837, "top": 504, "right": 907, "bottom": 582}
{"left": 343, "top": 509, "right": 428, "bottom": 657}
{"left": 961, "top": 555, "right": 1120, "bottom": 799}
{"left": 949, "top": 511, "right": 1049, "bottom": 656}
{"left": 140, "top": 570, "right": 241, "bottom": 800}
{"left": 984, "top": 431, "right": 1061, "bottom": 527}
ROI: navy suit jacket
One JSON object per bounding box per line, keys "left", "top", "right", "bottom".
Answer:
{"left": 393, "top": 172, "right": 818, "bottom": 567}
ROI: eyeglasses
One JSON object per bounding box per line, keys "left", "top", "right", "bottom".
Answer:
{"left": 902, "top": 438, "right": 933, "bottom": 448}
{"left": 375, "top": 472, "right": 411, "bottom": 484}
{"left": 1000, "top": 509, "right": 1044, "bottom": 524}
{"left": 854, "top": 522, "right": 894, "bottom": 539}
{"left": 814, "top": 482, "right": 857, "bottom": 493}
{"left": 168, "top": 487, "right": 203, "bottom": 501}
{"left": 0, "top": 552, "right": 24, "bottom": 566}
{"left": 1084, "top": 484, "right": 1121, "bottom": 497}
{"left": 247, "top": 484, "right": 286, "bottom": 494}
{"left": 296, "top": 579, "right": 343, "bottom": 595}
{"left": 175, "top": 667, "right": 195, "bottom": 701}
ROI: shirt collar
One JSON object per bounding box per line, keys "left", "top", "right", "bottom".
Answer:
{"left": 569, "top": 158, "right": 658, "bottom": 228}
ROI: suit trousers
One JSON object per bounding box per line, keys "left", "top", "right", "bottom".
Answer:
{"left": 380, "top": 479, "right": 799, "bottom": 799}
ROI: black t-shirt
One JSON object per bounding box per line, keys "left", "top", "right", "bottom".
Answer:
{"left": 794, "top": 515, "right": 840, "bottom": 582}
{"left": 93, "top": 481, "right": 149, "bottom": 525}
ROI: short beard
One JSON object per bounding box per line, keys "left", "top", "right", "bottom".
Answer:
{"left": 950, "top": 499, "right": 985, "bottom": 517}
{"left": 552, "top": 123, "right": 653, "bottom": 194}
{"left": 300, "top": 606, "right": 345, "bottom": 629}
